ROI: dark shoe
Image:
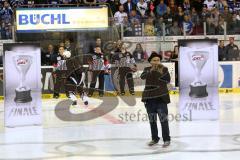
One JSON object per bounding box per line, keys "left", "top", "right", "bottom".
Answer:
{"left": 81, "top": 93, "right": 89, "bottom": 106}
{"left": 120, "top": 92, "right": 125, "bottom": 96}
{"left": 87, "top": 93, "right": 93, "bottom": 97}
{"left": 148, "top": 140, "right": 159, "bottom": 146}
{"left": 53, "top": 93, "right": 59, "bottom": 99}
{"left": 84, "top": 101, "right": 88, "bottom": 105}
{"left": 72, "top": 101, "right": 77, "bottom": 105}
{"left": 162, "top": 141, "right": 170, "bottom": 147}
{"left": 130, "top": 91, "right": 135, "bottom": 95}
{"left": 66, "top": 93, "right": 70, "bottom": 98}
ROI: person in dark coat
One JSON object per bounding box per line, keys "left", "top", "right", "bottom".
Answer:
{"left": 41, "top": 44, "right": 58, "bottom": 66}
{"left": 218, "top": 40, "right": 226, "bottom": 61}
{"left": 133, "top": 43, "right": 145, "bottom": 62}
{"left": 140, "top": 51, "right": 171, "bottom": 147}
{"left": 123, "top": 0, "right": 136, "bottom": 15}
{"left": 225, "top": 37, "right": 239, "bottom": 61}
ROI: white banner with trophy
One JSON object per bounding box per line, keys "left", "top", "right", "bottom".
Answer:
{"left": 3, "top": 43, "right": 42, "bottom": 127}
{"left": 179, "top": 39, "right": 219, "bottom": 120}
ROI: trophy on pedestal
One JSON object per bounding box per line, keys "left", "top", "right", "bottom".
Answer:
{"left": 13, "top": 55, "right": 33, "bottom": 103}
{"left": 188, "top": 51, "right": 209, "bottom": 98}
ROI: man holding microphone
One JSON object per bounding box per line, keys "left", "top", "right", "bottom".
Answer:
{"left": 140, "top": 51, "right": 171, "bottom": 147}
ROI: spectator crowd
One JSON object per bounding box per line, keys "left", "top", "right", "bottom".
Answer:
{"left": 1, "top": 0, "right": 240, "bottom": 39}
{"left": 112, "top": 0, "right": 240, "bottom": 36}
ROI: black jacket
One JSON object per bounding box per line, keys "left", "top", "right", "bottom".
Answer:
{"left": 41, "top": 51, "right": 58, "bottom": 66}
{"left": 66, "top": 67, "right": 84, "bottom": 86}
{"left": 218, "top": 46, "right": 226, "bottom": 61}
{"left": 124, "top": 2, "right": 136, "bottom": 15}
{"left": 133, "top": 50, "right": 144, "bottom": 62}
{"left": 225, "top": 44, "right": 239, "bottom": 61}
{"left": 141, "top": 66, "right": 171, "bottom": 104}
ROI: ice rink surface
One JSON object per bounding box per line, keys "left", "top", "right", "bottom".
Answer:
{"left": 0, "top": 94, "right": 240, "bottom": 160}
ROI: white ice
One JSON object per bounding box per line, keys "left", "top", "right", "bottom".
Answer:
{"left": 0, "top": 94, "right": 240, "bottom": 160}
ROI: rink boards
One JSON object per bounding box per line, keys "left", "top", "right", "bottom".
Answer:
{"left": 1, "top": 61, "right": 240, "bottom": 99}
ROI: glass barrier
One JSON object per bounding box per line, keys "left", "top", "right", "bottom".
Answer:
{"left": 1, "top": 1, "right": 240, "bottom": 40}
{"left": 119, "top": 18, "right": 232, "bottom": 37}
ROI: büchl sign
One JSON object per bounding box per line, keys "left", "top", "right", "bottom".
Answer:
{"left": 16, "top": 7, "right": 108, "bottom": 32}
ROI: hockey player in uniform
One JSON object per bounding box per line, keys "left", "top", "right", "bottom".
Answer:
{"left": 53, "top": 46, "right": 71, "bottom": 99}
{"left": 88, "top": 46, "right": 110, "bottom": 97}
{"left": 65, "top": 64, "right": 89, "bottom": 106}
{"left": 114, "top": 46, "right": 137, "bottom": 96}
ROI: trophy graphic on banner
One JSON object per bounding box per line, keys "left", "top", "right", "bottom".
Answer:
{"left": 188, "top": 51, "right": 209, "bottom": 98}
{"left": 13, "top": 55, "right": 33, "bottom": 103}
